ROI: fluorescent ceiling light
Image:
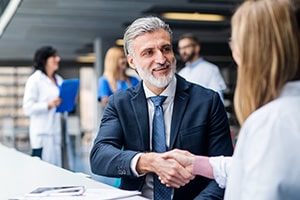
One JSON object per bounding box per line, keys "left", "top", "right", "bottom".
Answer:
{"left": 162, "top": 12, "right": 225, "bottom": 22}
{"left": 76, "top": 53, "right": 95, "bottom": 63}
{"left": 76, "top": 37, "right": 124, "bottom": 63}
{"left": 115, "top": 39, "right": 124, "bottom": 46}
{"left": 0, "top": 0, "right": 22, "bottom": 37}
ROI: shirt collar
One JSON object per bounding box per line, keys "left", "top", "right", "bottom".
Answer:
{"left": 143, "top": 76, "right": 177, "bottom": 98}
{"left": 279, "top": 81, "right": 300, "bottom": 98}
{"left": 186, "top": 57, "right": 204, "bottom": 68}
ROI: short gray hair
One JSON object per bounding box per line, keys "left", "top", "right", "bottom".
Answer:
{"left": 123, "top": 16, "right": 173, "bottom": 56}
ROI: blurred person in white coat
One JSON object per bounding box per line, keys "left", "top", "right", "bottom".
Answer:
{"left": 23, "top": 46, "right": 72, "bottom": 168}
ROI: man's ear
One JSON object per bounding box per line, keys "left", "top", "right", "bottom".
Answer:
{"left": 195, "top": 44, "right": 201, "bottom": 53}
{"left": 127, "top": 55, "right": 136, "bottom": 70}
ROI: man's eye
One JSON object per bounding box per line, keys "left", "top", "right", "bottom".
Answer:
{"left": 162, "top": 46, "right": 172, "bottom": 53}
{"left": 143, "top": 50, "right": 153, "bottom": 56}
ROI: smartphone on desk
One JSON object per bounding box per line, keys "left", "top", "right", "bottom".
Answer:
{"left": 25, "top": 185, "right": 85, "bottom": 197}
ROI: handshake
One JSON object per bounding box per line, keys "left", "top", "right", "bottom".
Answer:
{"left": 136, "top": 149, "right": 214, "bottom": 189}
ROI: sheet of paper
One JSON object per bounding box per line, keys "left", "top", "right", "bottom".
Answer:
{"left": 13, "top": 188, "right": 141, "bottom": 200}
{"left": 24, "top": 186, "right": 85, "bottom": 197}
{"left": 83, "top": 188, "right": 141, "bottom": 199}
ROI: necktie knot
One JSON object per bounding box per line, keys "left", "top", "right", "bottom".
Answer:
{"left": 150, "top": 96, "right": 167, "bottom": 107}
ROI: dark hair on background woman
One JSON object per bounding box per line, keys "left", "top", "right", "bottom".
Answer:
{"left": 33, "top": 46, "right": 57, "bottom": 75}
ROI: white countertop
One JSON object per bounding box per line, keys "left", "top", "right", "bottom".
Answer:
{"left": 0, "top": 144, "right": 147, "bottom": 200}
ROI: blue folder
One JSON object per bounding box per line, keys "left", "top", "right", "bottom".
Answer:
{"left": 56, "top": 79, "right": 79, "bottom": 113}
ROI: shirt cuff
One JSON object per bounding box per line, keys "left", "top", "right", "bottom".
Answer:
{"left": 209, "top": 156, "right": 232, "bottom": 189}
{"left": 130, "top": 153, "right": 145, "bottom": 177}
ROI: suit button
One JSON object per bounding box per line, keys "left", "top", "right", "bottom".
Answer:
{"left": 117, "top": 166, "right": 126, "bottom": 175}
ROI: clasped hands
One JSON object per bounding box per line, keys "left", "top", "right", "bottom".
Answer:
{"left": 137, "top": 149, "right": 196, "bottom": 188}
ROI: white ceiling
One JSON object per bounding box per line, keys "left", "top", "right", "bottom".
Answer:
{"left": 0, "top": 0, "right": 240, "bottom": 63}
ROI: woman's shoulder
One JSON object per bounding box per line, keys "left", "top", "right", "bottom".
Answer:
{"left": 98, "top": 76, "right": 110, "bottom": 87}
{"left": 27, "top": 70, "right": 43, "bottom": 82}
{"left": 55, "top": 73, "right": 64, "bottom": 84}
{"left": 98, "top": 76, "right": 109, "bottom": 82}
{"left": 98, "top": 76, "right": 111, "bottom": 96}
{"left": 129, "top": 76, "right": 140, "bottom": 85}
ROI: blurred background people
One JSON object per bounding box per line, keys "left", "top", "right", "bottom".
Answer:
{"left": 177, "top": 33, "right": 226, "bottom": 102}
{"left": 97, "top": 46, "right": 139, "bottom": 108}
{"left": 23, "top": 46, "right": 72, "bottom": 168}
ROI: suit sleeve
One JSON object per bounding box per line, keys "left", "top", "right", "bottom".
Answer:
{"left": 89, "top": 94, "right": 139, "bottom": 177}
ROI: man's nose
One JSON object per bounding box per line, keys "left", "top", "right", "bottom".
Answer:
{"left": 154, "top": 50, "right": 167, "bottom": 64}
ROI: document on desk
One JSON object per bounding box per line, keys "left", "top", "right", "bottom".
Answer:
{"left": 24, "top": 186, "right": 85, "bottom": 197}
{"left": 82, "top": 188, "right": 141, "bottom": 199}
{"left": 14, "top": 188, "right": 141, "bottom": 200}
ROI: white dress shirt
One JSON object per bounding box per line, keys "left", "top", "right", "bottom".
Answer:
{"left": 178, "top": 57, "right": 226, "bottom": 101}
{"left": 130, "top": 76, "right": 176, "bottom": 199}
{"left": 209, "top": 81, "right": 300, "bottom": 200}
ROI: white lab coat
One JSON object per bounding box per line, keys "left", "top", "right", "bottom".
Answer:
{"left": 210, "top": 81, "right": 300, "bottom": 200}
{"left": 23, "top": 70, "right": 64, "bottom": 167}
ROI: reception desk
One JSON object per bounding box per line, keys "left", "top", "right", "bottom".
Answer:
{"left": 0, "top": 144, "right": 146, "bottom": 199}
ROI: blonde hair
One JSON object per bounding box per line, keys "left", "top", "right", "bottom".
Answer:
{"left": 103, "top": 46, "right": 130, "bottom": 92}
{"left": 232, "top": 0, "right": 300, "bottom": 125}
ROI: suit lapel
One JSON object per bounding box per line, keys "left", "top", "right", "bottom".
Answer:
{"left": 169, "top": 75, "right": 190, "bottom": 149}
{"left": 130, "top": 82, "right": 150, "bottom": 151}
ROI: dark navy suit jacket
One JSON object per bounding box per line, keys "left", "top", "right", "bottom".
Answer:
{"left": 90, "top": 74, "right": 233, "bottom": 200}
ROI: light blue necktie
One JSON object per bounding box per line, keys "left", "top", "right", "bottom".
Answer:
{"left": 150, "top": 96, "right": 171, "bottom": 200}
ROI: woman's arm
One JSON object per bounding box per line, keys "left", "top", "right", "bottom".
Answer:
{"left": 162, "top": 149, "right": 232, "bottom": 188}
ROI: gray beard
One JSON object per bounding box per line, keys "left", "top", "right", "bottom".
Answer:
{"left": 136, "top": 61, "right": 176, "bottom": 89}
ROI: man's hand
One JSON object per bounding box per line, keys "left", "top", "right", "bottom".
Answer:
{"left": 163, "top": 149, "right": 215, "bottom": 180}
{"left": 162, "top": 149, "right": 196, "bottom": 174}
{"left": 136, "top": 152, "right": 194, "bottom": 188}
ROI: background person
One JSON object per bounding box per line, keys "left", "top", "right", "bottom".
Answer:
{"left": 162, "top": 0, "right": 300, "bottom": 199}
{"left": 90, "top": 16, "right": 233, "bottom": 200}
{"left": 97, "top": 46, "right": 139, "bottom": 108}
{"left": 177, "top": 33, "right": 227, "bottom": 102}
{"left": 23, "top": 46, "right": 71, "bottom": 168}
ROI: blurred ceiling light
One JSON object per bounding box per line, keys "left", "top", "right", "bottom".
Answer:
{"left": 76, "top": 53, "right": 95, "bottom": 63}
{"left": 162, "top": 12, "right": 225, "bottom": 22}
{"left": 0, "top": 0, "right": 22, "bottom": 37}
{"left": 115, "top": 39, "right": 124, "bottom": 46}
{"left": 76, "top": 39, "right": 124, "bottom": 63}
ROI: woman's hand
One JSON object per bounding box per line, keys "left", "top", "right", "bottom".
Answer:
{"left": 48, "top": 97, "right": 62, "bottom": 109}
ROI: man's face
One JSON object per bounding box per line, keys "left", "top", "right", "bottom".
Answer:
{"left": 127, "top": 29, "right": 176, "bottom": 89}
{"left": 178, "top": 38, "right": 197, "bottom": 63}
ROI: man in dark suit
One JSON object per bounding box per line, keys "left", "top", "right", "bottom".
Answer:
{"left": 90, "top": 16, "right": 233, "bottom": 200}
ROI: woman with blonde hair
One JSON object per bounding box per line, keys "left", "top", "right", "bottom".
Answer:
{"left": 162, "top": 0, "right": 300, "bottom": 199}
{"left": 98, "top": 46, "right": 139, "bottom": 107}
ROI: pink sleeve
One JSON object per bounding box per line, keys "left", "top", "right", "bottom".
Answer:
{"left": 192, "top": 156, "right": 214, "bottom": 179}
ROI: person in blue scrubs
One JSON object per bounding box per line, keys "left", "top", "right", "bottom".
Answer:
{"left": 98, "top": 46, "right": 139, "bottom": 107}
